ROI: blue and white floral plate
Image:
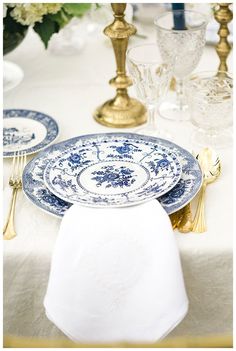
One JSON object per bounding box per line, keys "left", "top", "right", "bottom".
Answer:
{"left": 43, "top": 133, "right": 182, "bottom": 207}
{"left": 23, "top": 133, "right": 202, "bottom": 215}
{"left": 3, "top": 109, "right": 59, "bottom": 158}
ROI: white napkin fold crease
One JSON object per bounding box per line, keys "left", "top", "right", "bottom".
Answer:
{"left": 44, "top": 200, "right": 188, "bottom": 344}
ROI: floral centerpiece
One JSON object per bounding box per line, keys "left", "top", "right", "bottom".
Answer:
{"left": 3, "top": 3, "right": 91, "bottom": 54}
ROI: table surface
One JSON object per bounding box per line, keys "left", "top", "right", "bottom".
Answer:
{"left": 3, "top": 22, "right": 233, "bottom": 340}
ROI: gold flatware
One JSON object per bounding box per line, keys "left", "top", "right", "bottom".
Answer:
{"left": 169, "top": 203, "right": 192, "bottom": 233}
{"left": 178, "top": 203, "right": 193, "bottom": 233}
{"left": 3, "top": 151, "right": 27, "bottom": 240}
{"left": 169, "top": 209, "right": 182, "bottom": 229}
{"left": 192, "top": 148, "right": 221, "bottom": 233}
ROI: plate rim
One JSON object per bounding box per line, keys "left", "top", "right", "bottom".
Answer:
{"left": 43, "top": 133, "right": 183, "bottom": 207}
{"left": 3, "top": 108, "right": 59, "bottom": 158}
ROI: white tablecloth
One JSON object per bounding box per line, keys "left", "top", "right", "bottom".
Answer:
{"left": 3, "top": 23, "right": 233, "bottom": 340}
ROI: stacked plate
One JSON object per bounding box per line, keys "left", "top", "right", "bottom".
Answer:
{"left": 18, "top": 131, "right": 202, "bottom": 217}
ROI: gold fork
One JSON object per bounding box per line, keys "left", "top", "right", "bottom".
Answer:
{"left": 3, "top": 151, "right": 27, "bottom": 240}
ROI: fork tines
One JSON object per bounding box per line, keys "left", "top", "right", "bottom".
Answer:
{"left": 10, "top": 151, "right": 27, "bottom": 184}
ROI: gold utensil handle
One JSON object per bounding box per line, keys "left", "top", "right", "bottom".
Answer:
{"left": 3, "top": 187, "right": 18, "bottom": 240}
{"left": 192, "top": 183, "right": 207, "bottom": 233}
{"left": 169, "top": 208, "right": 183, "bottom": 229}
{"left": 169, "top": 203, "right": 193, "bottom": 233}
{"left": 178, "top": 203, "right": 193, "bottom": 233}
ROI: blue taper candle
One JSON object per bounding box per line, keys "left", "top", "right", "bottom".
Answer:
{"left": 172, "top": 3, "right": 185, "bottom": 30}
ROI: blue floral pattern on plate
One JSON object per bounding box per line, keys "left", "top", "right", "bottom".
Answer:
{"left": 3, "top": 109, "right": 59, "bottom": 157}
{"left": 91, "top": 165, "right": 137, "bottom": 189}
{"left": 43, "top": 134, "right": 182, "bottom": 207}
{"left": 22, "top": 133, "right": 202, "bottom": 216}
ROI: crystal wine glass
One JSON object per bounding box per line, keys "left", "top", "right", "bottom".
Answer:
{"left": 155, "top": 10, "right": 207, "bottom": 121}
{"left": 186, "top": 71, "right": 233, "bottom": 149}
{"left": 127, "top": 43, "right": 174, "bottom": 138}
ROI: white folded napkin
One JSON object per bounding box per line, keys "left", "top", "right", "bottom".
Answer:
{"left": 44, "top": 200, "right": 188, "bottom": 344}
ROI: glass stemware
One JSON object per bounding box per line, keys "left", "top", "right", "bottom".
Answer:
{"left": 155, "top": 10, "right": 207, "bottom": 121}
{"left": 186, "top": 71, "right": 233, "bottom": 149}
{"left": 127, "top": 43, "right": 174, "bottom": 138}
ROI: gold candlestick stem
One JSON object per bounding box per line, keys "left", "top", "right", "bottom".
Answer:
{"left": 214, "top": 3, "right": 233, "bottom": 73}
{"left": 94, "top": 3, "right": 147, "bottom": 128}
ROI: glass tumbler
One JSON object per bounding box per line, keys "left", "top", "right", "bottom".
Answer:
{"left": 155, "top": 10, "right": 207, "bottom": 121}
{"left": 127, "top": 43, "right": 174, "bottom": 138}
{"left": 186, "top": 71, "right": 233, "bottom": 149}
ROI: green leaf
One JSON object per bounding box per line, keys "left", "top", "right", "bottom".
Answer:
{"left": 47, "top": 9, "right": 72, "bottom": 29}
{"left": 63, "top": 3, "right": 91, "bottom": 17}
{"left": 33, "top": 16, "right": 59, "bottom": 48}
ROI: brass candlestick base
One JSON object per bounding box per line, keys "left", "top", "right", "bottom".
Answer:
{"left": 214, "top": 3, "right": 233, "bottom": 73}
{"left": 94, "top": 3, "right": 147, "bottom": 128}
{"left": 94, "top": 96, "right": 146, "bottom": 128}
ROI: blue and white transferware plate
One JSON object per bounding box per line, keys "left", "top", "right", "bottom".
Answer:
{"left": 43, "top": 133, "right": 182, "bottom": 207}
{"left": 3, "top": 109, "right": 59, "bottom": 158}
{"left": 23, "top": 133, "right": 202, "bottom": 216}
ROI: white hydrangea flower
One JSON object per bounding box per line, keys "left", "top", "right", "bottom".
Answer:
{"left": 43, "top": 4, "right": 62, "bottom": 15}
{"left": 9, "top": 3, "right": 62, "bottom": 26}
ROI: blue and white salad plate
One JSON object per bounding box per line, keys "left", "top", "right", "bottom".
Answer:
{"left": 3, "top": 109, "right": 59, "bottom": 158}
{"left": 43, "top": 133, "right": 182, "bottom": 207}
{"left": 23, "top": 133, "right": 202, "bottom": 215}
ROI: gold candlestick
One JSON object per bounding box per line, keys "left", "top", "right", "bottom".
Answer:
{"left": 94, "top": 3, "right": 147, "bottom": 128}
{"left": 214, "top": 3, "right": 233, "bottom": 73}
